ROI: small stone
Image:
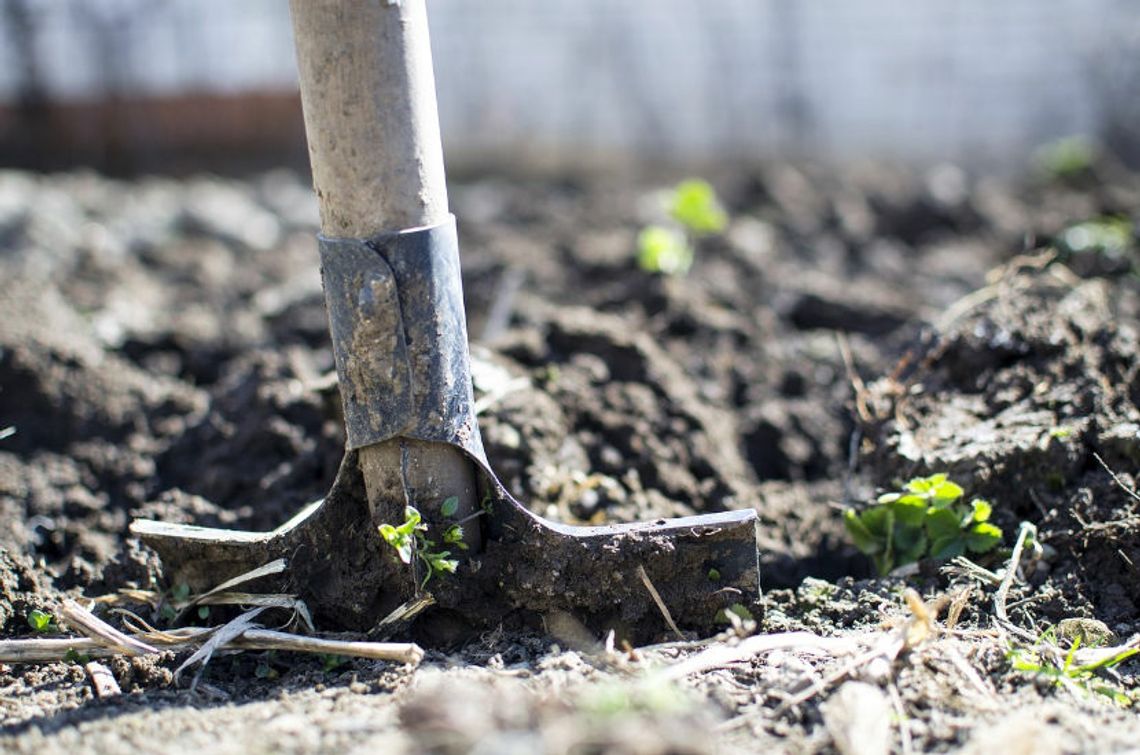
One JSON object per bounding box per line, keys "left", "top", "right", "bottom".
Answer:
{"left": 1056, "top": 617, "right": 1116, "bottom": 647}
{"left": 821, "top": 681, "right": 892, "bottom": 755}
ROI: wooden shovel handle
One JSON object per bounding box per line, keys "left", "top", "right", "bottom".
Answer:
{"left": 289, "top": 0, "right": 448, "bottom": 236}
{"left": 289, "top": 0, "right": 478, "bottom": 546}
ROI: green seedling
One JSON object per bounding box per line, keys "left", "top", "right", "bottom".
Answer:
{"left": 64, "top": 648, "right": 90, "bottom": 665}
{"left": 379, "top": 503, "right": 462, "bottom": 590}
{"left": 638, "top": 225, "right": 693, "bottom": 276}
{"left": 715, "top": 603, "right": 755, "bottom": 624}
{"left": 1009, "top": 632, "right": 1138, "bottom": 706}
{"left": 26, "top": 609, "right": 57, "bottom": 634}
{"left": 320, "top": 653, "right": 347, "bottom": 674}
{"left": 161, "top": 582, "right": 193, "bottom": 622}
{"left": 1034, "top": 135, "right": 1097, "bottom": 179}
{"left": 1058, "top": 216, "right": 1133, "bottom": 260}
{"left": 844, "top": 473, "right": 1003, "bottom": 576}
{"left": 637, "top": 179, "right": 728, "bottom": 275}
{"left": 255, "top": 651, "right": 280, "bottom": 680}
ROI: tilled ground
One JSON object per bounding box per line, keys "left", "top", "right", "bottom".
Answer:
{"left": 1, "top": 160, "right": 1139, "bottom": 753}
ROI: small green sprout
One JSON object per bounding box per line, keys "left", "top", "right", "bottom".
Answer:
{"left": 379, "top": 503, "right": 461, "bottom": 590}
{"left": 378, "top": 506, "right": 422, "bottom": 565}
{"left": 707, "top": 567, "right": 721, "bottom": 582}
{"left": 320, "top": 654, "right": 347, "bottom": 673}
{"left": 638, "top": 225, "right": 693, "bottom": 276}
{"left": 255, "top": 654, "right": 280, "bottom": 680}
{"left": 669, "top": 179, "right": 728, "bottom": 234}
{"left": 1049, "top": 426, "right": 1073, "bottom": 440}
{"left": 1034, "top": 135, "right": 1097, "bottom": 179}
{"left": 637, "top": 179, "right": 728, "bottom": 276}
{"left": 440, "top": 496, "right": 460, "bottom": 518}
{"left": 197, "top": 606, "right": 211, "bottom": 621}
{"left": 442, "top": 524, "right": 468, "bottom": 550}
{"left": 1009, "top": 632, "right": 1138, "bottom": 706}
{"left": 64, "top": 648, "right": 90, "bottom": 665}
{"left": 27, "top": 609, "right": 55, "bottom": 633}
{"left": 844, "top": 473, "right": 1004, "bottom": 575}
{"left": 715, "top": 603, "right": 755, "bottom": 624}
{"left": 1059, "top": 216, "right": 1133, "bottom": 259}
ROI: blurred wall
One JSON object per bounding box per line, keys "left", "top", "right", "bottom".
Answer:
{"left": 0, "top": 0, "right": 1136, "bottom": 173}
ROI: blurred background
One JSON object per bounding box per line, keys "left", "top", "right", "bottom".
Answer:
{"left": 1, "top": 0, "right": 1138, "bottom": 175}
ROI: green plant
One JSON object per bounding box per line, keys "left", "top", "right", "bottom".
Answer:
{"left": 26, "top": 609, "right": 56, "bottom": 633}
{"left": 255, "top": 651, "right": 280, "bottom": 680}
{"left": 1034, "top": 135, "right": 1097, "bottom": 179}
{"left": 378, "top": 503, "right": 465, "bottom": 590}
{"left": 160, "top": 582, "right": 192, "bottom": 622}
{"left": 320, "top": 653, "right": 347, "bottom": 673}
{"left": 1058, "top": 216, "right": 1133, "bottom": 260}
{"left": 844, "top": 473, "right": 1003, "bottom": 576}
{"left": 1009, "top": 632, "right": 1138, "bottom": 706}
{"left": 64, "top": 648, "right": 90, "bottom": 665}
{"left": 637, "top": 179, "right": 728, "bottom": 275}
{"left": 638, "top": 225, "right": 693, "bottom": 276}
{"left": 669, "top": 179, "right": 728, "bottom": 234}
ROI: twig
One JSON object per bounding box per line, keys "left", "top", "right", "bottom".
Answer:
{"left": 60, "top": 599, "right": 158, "bottom": 657}
{"left": 177, "top": 607, "right": 269, "bottom": 689}
{"left": 636, "top": 565, "right": 685, "bottom": 642}
{"left": 836, "top": 332, "right": 872, "bottom": 422}
{"left": 993, "top": 522, "right": 1036, "bottom": 641}
{"left": 887, "top": 682, "right": 913, "bottom": 755}
{"left": 0, "top": 625, "right": 425, "bottom": 667}
{"left": 655, "top": 631, "right": 863, "bottom": 683}
{"left": 945, "top": 586, "right": 973, "bottom": 631}
{"left": 1093, "top": 452, "right": 1140, "bottom": 504}
{"left": 84, "top": 661, "right": 121, "bottom": 699}
{"left": 190, "top": 559, "right": 288, "bottom": 605}
{"left": 233, "top": 629, "right": 425, "bottom": 664}
{"left": 775, "top": 633, "right": 906, "bottom": 714}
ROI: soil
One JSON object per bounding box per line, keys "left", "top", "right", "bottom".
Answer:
{"left": 1, "top": 159, "right": 1139, "bottom": 753}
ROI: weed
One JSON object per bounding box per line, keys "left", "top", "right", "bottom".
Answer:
{"left": 1009, "top": 630, "right": 1138, "bottom": 706}
{"left": 638, "top": 225, "right": 693, "bottom": 276}
{"left": 637, "top": 179, "right": 728, "bottom": 276}
{"left": 320, "top": 654, "right": 347, "bottom": 673}
{"left": 160, "top": 582, "right": 192, "bottom": 622}
{"left": 64, "top": 648, "right": 90, "bottom": 665}
{"left": 715, "top": 603, "right": 755, "bottom": 624}
{"left": 255, "top": 651, "right": 280, "bottom": 680}
{"left": 844, "top": 473, "right": 1003, "bottom": 575}
{"left": 379, "top": 503, "right": 465, "bottom": 590}
{"left": 1059, "top": 216, "right": 1133, "bottom": 260}
{"left": 669, "top": 179, "right": 728, "bottom": 234}
{"left": 26, "top": 609, "right": 56, "bottom": 633}
{"left": 1035, "top": 135, "right": 1097, "bottom": 179}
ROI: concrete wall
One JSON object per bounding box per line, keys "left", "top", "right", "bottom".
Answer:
{"left": 2, "top": 0, "right": 1137, "bottom": 170}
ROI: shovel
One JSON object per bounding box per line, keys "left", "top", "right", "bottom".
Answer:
{"left": 131, "top": 0, "right": 760, "bottom": 642}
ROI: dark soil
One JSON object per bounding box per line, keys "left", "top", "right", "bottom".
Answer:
{"left": 1, "top": 160, "right": 1139, "bottom": 752}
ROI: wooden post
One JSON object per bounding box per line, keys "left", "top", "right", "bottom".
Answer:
{"left": 289, "top": 0, "right": 477, "bottom": 539}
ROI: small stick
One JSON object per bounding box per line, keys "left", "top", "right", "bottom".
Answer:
{"left": 887, "top": 682, "right": 913, "bottom": 755}
{"left": 655, "top": 631, "right": 863, "bottom": 683}
{"left": 233, "top": 630, "right": 425, "bottom": 665}
{"left": 636, "top": 565, "right": 685, "bottom": 642}
{"left": 84, "top": 661, "right": 121, "bottom": 699}
{"left": 61, "top": 599, "right": 158, "bottom": 657}
{"left": 0, "top": 627, "right": 425, "bottom": 666}
{"left": 993, "top": 522, "right": 1035, "bottom": 627}
{"left": 1093, "top": 452, "right": 1140, "bottom": 504}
